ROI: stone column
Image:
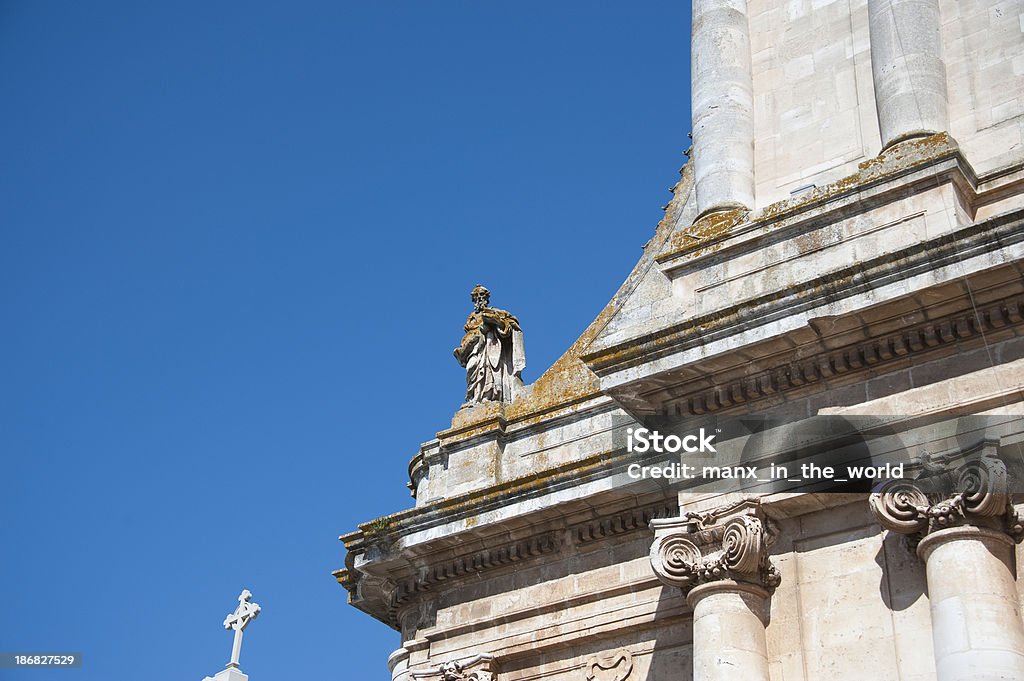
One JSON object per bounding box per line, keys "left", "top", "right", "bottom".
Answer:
{"left": 867, "top": 0, "right": 949, "bottom": 150}
{"left": 870, "top": 453, "right": 1024, "bottom": 681}
{"left": 691, "top": 0, "right": 755, "bottom": 218}
{"left": 689, "top": 581, "right": 771, "bottom": 681}
{"left": 650, "top": 503, "right": 779, "bottom": 681}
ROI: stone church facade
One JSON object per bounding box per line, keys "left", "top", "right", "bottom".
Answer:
{"left": 336, "top": 1, "right": 1024, "bottom": 680}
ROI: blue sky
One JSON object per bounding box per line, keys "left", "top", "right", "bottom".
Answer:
{"left": 0, "top": 2, "right": 691, "bottom": 679}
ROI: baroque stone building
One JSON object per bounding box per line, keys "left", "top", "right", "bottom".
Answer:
{"left": 336, "top": 1, "right": 1024, "bottom": 680}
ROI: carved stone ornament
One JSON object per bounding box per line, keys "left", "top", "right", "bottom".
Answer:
{"left": 585, "top": 648, "right": 633, "bottom": 681}
{"left": 649, "top": 501, "right": 780, "bottom": 594}
{"left": 454, "top": 285, "right": 526, "bottom": 406}
{"left": 869, "top": 449, "right": 1024, "bottom": 541}
{"left": 410, "top": 653, "right": 497, "bottom": 681}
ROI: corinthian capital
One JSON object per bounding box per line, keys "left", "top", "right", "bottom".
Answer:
{"left": 869, "top": 451, "right": 1024, "bottom": 541}
{"left": 649, "top": 501, "right": 780, "bottom": 594}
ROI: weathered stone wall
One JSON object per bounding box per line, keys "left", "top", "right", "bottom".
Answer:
{"left": 943, "top": 0, "right": 1024, "bottom": 174}
{"left": 749, "top": 0, "right": 1023, "bottom": 209}
{"left": 765, "top": 500, "right": 936, "bottom": 681}
{"left": 380, "top": 497, "right": 945, "bottom": 681}
{"left": 750, "top": 0, "right": 881, "bottom": 207}
{"left": 420, "top": 529, "right": 686, "bottom": 680}
{"left": 339, "top": 2, "right": 1024, "bottom": 680}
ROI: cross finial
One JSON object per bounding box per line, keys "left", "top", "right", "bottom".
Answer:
{"left": 222, "top": 589, "right": 260, "bottom": 669}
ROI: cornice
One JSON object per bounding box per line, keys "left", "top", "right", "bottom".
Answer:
{"left": 656, "top": 134, "right": 967, "bottom": 270}
{"left": 573, "top": 500, "right": 679, "bottom": 545}
{"left": 341, "top": 447, "right": 638, "bottom": 550}
{"left": 583, "top": 207, "right": 1024, "bottom": 379}
{"left": 673, "top": 293, "right": 1024, "bottom": 415}
{"left": 387, "top": 532, "right": 560, "bottom": 616}
{"left": 338, "top": 492, "right": 677, "bottom": 629}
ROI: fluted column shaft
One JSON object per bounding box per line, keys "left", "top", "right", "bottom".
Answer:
{"left": 868, "top": 0, "right": 949, "bottom": 149}
{"left": 691, "top": 0, "right": 754, "bottom": 217}
{"left": 918, "top": 526, "right": 1024, "bottom": 681}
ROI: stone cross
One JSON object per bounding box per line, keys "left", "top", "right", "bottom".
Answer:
{"left": 222, "top": 589, "right": 260, "bottom": 669}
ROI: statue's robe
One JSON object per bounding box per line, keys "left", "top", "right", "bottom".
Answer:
{"left": 454, "top": 307, "right": 525, "bottom": 405}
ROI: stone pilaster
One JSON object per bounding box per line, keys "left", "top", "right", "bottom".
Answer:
{"left": 650, "top": 502, "right": 779, "bottom": 681}
{"left": 870, "top": 452, "right": 1024, "bottom": 681}
{"left": 868, "top": 0, "right": 949, "bottom": 150}
{"left": 691, "top": 0, "right": 755, "bottom": 218}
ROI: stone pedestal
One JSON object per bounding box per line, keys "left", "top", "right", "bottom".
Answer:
{"left": 202, "top": 667, "right": 248, "bottom": 681}
{"left": 918, "top": 526, "right": 1024, "bottom": 681}
{"left": 867, "top": 0, "right": 948, "bottom": 149}
{"left": 688, "top": 581, "right": 771, "bottom": 681}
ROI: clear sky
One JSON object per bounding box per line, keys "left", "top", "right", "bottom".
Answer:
{"left": 0, "top": 2, "right": 691, "bottom": 679}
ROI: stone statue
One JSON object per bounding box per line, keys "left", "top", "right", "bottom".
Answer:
{"left": 454, "top": 285, "right": 525, "bottom": 406}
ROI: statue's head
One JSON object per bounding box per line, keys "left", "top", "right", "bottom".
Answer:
{"left": 471, "top": 284, "right": 490, "bottom": 311}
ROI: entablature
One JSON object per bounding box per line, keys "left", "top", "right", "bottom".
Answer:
{"left": 585, "top": 210, "right": 1024, "bottom": 416}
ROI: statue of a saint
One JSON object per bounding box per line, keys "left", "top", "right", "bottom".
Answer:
{"left": 454, "top": 285, "right": 526, "bottom": 406}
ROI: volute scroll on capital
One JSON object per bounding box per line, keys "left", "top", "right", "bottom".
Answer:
{"left": 649, "top": 504, "right": 780, "bottom": 594}
{"left": 869, "top": 450, "right": 1024, "bottom": 542}
{"left": 410, "top": 653, "right": 497, "bottom": 681}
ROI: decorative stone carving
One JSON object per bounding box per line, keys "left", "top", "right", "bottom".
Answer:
{"left": 869, "top": 449, "right": 1024, "bottom": 541}
{"left": 411, "top": 654, "right": 496, "bottom": 681}
{"left": 649, "top": 501, "right": 780, "bottom": 594}
{"left": 651, "top": 501, "right": 777, "bottom": 681}
{"left": 454, "top": 285, "right": 525, "bottom": 406}
{"left": 585, "top": 648, "right": 633, "bottom": 681}
{"left": 440, "top": 661, "right": 467, "bottom": 681}
{"left": 870, "top": 446, "right": 1024, "bottom": 681}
